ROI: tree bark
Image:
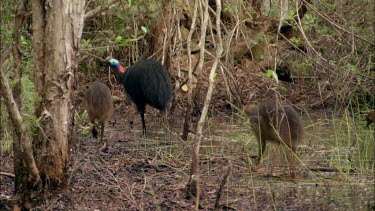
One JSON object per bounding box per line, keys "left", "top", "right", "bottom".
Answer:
{"left": 280, "top": 0, "right": 288, "bottom": 22}
{"left": 32, "top": 0, "right": 85, "bottom": 189}
{"left": 150, "top": 0, "right": 172, "bottom": 69}
{"left": 249, "top": 0, "right": 263, "bottom": 17}
{"left": 12, "top": 0, "right": 28, "bottom": 196}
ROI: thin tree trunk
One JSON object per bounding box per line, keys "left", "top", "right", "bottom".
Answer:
{"left": 12, "top": 0, "right": 28, "bottom": 196}
{"left": 0, "top": 80, "right": 2, "bottom": 141}
{"left": 0, "top": 66, "right": 41, "bottom": 206}
{"left": 0, "top": 49, "right": 4, "bottom": 143}
{"left": 189, "top": 0, "right": 223, "bottom": 208}
{"left": 0, "top": 48, "right": 11, "bottom": 155}
{"left": 169, "top": 4, "right": 183, "bottom": 114}
{"left": 12, "top": 0, "right": 26, "bottom": 108}
{"left": 182, "top": 0, "right": 199, "bottom": 140}
{"left": 280, "top": 0, "right": 288, "bottom": 22}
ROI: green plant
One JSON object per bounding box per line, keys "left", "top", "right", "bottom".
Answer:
{"left": 266, "top": 69, "right": 279, "bottom": 83}
{"left": 113, "top": 26, "right": 149, "bottom": 47}
{"left": 302, "top": 13, "right": 317, "bottom": 31}
{"left": 290, "top": 37, "right": 301, "bottom": 46}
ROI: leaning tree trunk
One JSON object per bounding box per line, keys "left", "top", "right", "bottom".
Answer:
{"left": 32, "top": 0, "right": 85, "bottom": 189}
{"left": 12, "top": 0, "right": 29, "bottom": 196}
{"left": 0, "top": 60, "right": 40, "bottom": 209}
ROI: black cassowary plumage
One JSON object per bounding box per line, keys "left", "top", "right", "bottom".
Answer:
{"left": 107, "top": 58, "right": 172, "bottom": 134}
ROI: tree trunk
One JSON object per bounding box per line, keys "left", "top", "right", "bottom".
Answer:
{"left": 12, "top": 0, "right": 28, "bottom": 196}
{"left": 0, "top": 49, "right": 12, "bottom": 142}
{"left": 0, "top": 65, "right": 41, "bottom": 208}
{"left": 150, "top": 0, "right": 172, "bottom": 68}
{"left": 182, "top": 0, "right": 199, "bottom": 141}
{"left": 31, "top": 0, "right": 85, "bottom": 189}
{"left": 280, "top": 0, "right": 288, "bottom": 22}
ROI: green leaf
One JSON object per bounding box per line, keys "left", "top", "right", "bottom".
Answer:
{"left": 116, "top": 12, "right": 125, "bottom": 20}
{"left": 266, "top": 70, "right": 279, "bottom": 83}
{"left": 272, "top": 71, "right": 279, "bottom": 82}
{"left": 141, "top": 26, "right": 148, "bottom": 34}
{"left": 250, "top": 40, "right": 258, "bottom": 45}
{"left": 290, "top": 37, "right": 301, "bottom": 46}
{"left": 115, "top": 36, "right": 123, "bottom": 43}
{"left": 266, "top": 70, "right": 273, "bottom": 78}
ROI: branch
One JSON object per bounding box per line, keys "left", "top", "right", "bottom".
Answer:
{"left": 0, "top": 172, "right": 15, "bottom": 178}
{"left": 295, "top": 1, "right": 327, "bottom": 63}
{"left": 84, "top": 0, "right": 121, "bottom": 20}
{"left": 294, "top": 0, "right": 311, "bottom": 21}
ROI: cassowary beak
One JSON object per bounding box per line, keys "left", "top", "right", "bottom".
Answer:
{"left": 105, "top": 56, "right": 113, "bottom": 65}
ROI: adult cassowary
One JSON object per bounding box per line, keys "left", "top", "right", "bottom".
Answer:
{"left": 107, "top": 58, "right": 172, "bottom": 134}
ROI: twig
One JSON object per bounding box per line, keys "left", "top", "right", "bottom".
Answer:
{"left": 295, "top": 2, "right": 327, "bottom": 64}
{"left": 308, "top": 167, "right": 354, "bottom": 173}
{"left": 81, "top": 51, "right": 106, "bottom": 62}
{"left": 0, "top": 171, "right": 15, "bottom": 178}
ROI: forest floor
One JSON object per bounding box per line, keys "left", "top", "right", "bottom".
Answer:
{"left": 1, "top": 92, "right": 375, "bottom": 210}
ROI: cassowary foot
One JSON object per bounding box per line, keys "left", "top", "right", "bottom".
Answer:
{"left": 255, "top": 156, "right": 262, "bottom": 166}
{"left": 98, "top": 142, "right": 108, "bottom": 153}
{"left": 92, "top": 129, "right": 98, "bottom": 139}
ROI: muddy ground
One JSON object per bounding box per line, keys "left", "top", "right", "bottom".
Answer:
{"left": 1, "top": 92, "right": 375, "bottom": 210}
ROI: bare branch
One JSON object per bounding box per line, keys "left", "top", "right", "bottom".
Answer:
{"left": 84, "top": 0, "right": 121, "bottom": 20}
{"left": 0, "top": 172, "right": 15, "bottom": 178}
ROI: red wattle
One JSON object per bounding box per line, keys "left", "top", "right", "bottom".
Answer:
{"left": 119, "top": 65, "right": 125, "bottom": 74}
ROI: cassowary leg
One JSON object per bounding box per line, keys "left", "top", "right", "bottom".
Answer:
{"left": 92, "top": 121, "right": 98, "bottom": 139}
{"left": 161, "top": 109, "right": 170, "bottom": 133}
{"left": 289, "top": 146, "right": 297, "bottom": 178}
{"left": 256, "top": 135, "right": 266, "bottom": 165}
{"left": 100, "top": 121, "right": 105, "bottom": 145}
{"left": 98, "top": 121, "right": 108, "bottom": 151}
{"left": 140, "top": 110, "right": 146, "bottom": 135}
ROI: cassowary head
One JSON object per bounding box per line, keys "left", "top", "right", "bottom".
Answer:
{"left": 107, "top": 58, "right": 119, "bottom": 67}
{"left": 106, "top": 57, "right": 126, "bottom": 80}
